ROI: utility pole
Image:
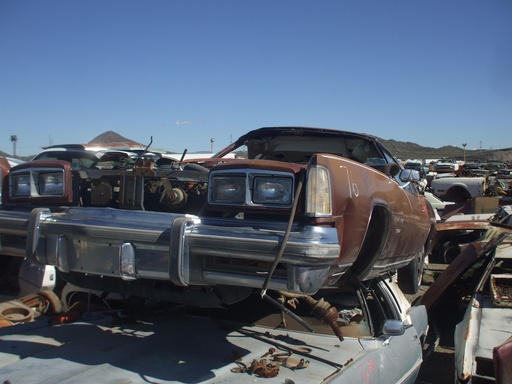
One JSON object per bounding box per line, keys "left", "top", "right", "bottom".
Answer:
{"left": 10, "top": 135, "right": 17, "bottom": 157}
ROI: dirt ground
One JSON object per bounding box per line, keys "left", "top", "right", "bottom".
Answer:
{"left": 409, "top": 267, "right": 454, "bottom": 384}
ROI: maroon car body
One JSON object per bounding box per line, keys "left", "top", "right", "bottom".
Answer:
{"left": 0, "top": 127, "right": 435, "bottom": 306}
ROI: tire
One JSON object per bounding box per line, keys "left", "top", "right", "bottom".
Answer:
{"left": 398, "top": 248, "right": 425, "bottom": 294}
{"left": 440, "top": 241, "right": 461, "bottom": 264}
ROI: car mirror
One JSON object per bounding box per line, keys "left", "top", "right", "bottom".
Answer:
{"left": 381, "top": 319, "right": 405, "bottom": 336}
{"left": 399, "top": 169, "right": 420, "bottom": 183}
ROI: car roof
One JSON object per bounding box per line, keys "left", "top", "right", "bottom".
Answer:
{"left": 214, "top": 126, "right": 388, "bottom": 157}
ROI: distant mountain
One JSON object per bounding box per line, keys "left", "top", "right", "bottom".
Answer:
{"left": 88, "top": 131, "right": 142, "bottom": 146}
{"left": 380, "top": 138, "right": 512, "bottom": 163}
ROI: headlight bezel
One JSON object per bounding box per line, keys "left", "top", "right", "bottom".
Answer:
{"left": 209, "top": 169, "right": 295, "bottom": 208}
{"left": 9, "top": 167, "right": 67, "bottom": 199}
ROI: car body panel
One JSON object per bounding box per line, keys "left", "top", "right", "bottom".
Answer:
{"left": 453, "top": 237, "right": 512, "bottom": 383}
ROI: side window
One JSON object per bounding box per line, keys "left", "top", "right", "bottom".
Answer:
{"left": 361, "top": 278, "right": 405, "bottom": 337}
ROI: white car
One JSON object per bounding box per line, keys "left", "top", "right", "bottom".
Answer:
{"left": 430, "top": 176, "right": 487, "bottom": 203}
{"left": 0, "top": 275, "right": 428, "bottom": 383}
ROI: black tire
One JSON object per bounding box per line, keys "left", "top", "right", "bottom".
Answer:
{"left": 398, "top": 248, "right": 425, "bottom": 294}
{"left": 440, "top": 241, "right": 461, "bottom": 264}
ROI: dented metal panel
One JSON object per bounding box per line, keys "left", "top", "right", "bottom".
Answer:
{"left": 451, "top": 234, "right": 512, "bottom": 383}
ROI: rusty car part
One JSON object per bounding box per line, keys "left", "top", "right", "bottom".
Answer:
{"left": 236, "top": 327, "right": 346, "bottom": 370}
{"left": 304, "top": 295, "right": 344, "bottom": 341}
{"left": 159, "top": 177, "right": 187, "bottom": 209}
{"left": 231, "top": 358, "right": 281, "bottom": 378}
{"left": 262, "top": 293, "right": 314, "bottom": 333}
{"left": 431, "top": 218, "right": 491, "bottom": 263}
{"left": 18, "top": 290, "right": 62, "bottom": 315}
{"left": 418, "top": 226, "right": 510, "bottom": 312}
{"left": 490, "top": 274, "right": 512, "bottom": 308}
{"left": 274, "top": 290, "right": 345, "bottom": 341}
{"left": 282, "top": 357, "right": 310, "bottom": 370}
{"left": 0, "top": 302, "right": 32, "bottom": 323}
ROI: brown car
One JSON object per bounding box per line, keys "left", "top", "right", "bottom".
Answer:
{"left": 0, "top": 127, "right": 435, "bottom": 308}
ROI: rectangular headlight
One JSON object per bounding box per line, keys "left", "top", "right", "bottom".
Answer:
{"left": 306, "top": 166, "right": 332, "bottom": 216}
{"left": 211, "top": 175, "right": 246, "bottom": 203}
{"left": 253, "top": 176, "right": 292, "bottom": 204}
{"left": 39, "top": 172, "right": 64, "bottom": 195}
{"left": 11, "top": 173, "right": 31, "bottom": 196}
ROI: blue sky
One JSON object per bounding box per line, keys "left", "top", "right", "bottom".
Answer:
{"left": 1, "top": 1, "right": 511, "bottom": 157}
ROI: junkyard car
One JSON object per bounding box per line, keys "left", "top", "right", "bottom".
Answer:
{"left": 417, "top": 208, "right": 512, "bottom": 384}
{"left": 0, "top": 127, "right": 435, "bottom": 305}
{"left": 3, "top": 143, "right": 181, "bottom": 208}
{"left": 0, "top": 156, "right": 24, "bottom": 206}
{"left": 0, "top": 275, "right": 428, "bottom": 383}
{"left": 434, "top": 158, "right": 460, "bottom": 173}
{"left": 430, "top": 175, "right": 487, "bottom": 203}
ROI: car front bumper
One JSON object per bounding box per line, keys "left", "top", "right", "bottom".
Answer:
{"left": 2, "top": 207, "right": 341, "bottom": 295}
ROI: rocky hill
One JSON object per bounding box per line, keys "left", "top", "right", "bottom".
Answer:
{"left": 88, "top": 131, "right": 143, "bottom": 145}
{"left": 380, "top": 139, "right": 512, "bottom": 163}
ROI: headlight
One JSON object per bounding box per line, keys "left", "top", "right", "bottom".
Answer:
{"left": 211, "top": 175, "right": 246, "bottom": 203}
{"left": 9, "top": 167, "right": 67, "bottom": 200}
{"left": 209, "top": 170, "right": 295, "bottom": 207}
{"left": 11, "top": 173, "right": 31, "bottom": 196}
{"left": 306, "top": 166, "right": 331, "bottom": 216}
{"left": 39, "top": 172, "right": 64, "bottom": 195}
{"left": 253, "top": 176, "right": 292, "bottom": 204}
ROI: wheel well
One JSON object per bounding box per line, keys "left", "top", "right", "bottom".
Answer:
{"left": 445, "top": 186, "right": 471, "bottom": 202}
{"left": 340, "top": 205, "right": 390, "bottom": 285}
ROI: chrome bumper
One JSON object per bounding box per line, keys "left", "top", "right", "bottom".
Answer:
{"left": 0, "top": 208, "right": 37, "bottom": 257}
{"left": 5, "top": 207, "right": 341, "bottom": 295}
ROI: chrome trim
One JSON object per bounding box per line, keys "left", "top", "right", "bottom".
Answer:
{"left": 15, "top": 207, "right": 340, "bottom": 295}
{"left": 208, "top": 168, "right": 295, "bottom": 208}
{"left": 9, "top": 167, "right": 66, "bottom": 199}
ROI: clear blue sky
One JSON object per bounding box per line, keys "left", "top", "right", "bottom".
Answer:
{"left": 1, "top": 1, "right": 511, "bottom": 157}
